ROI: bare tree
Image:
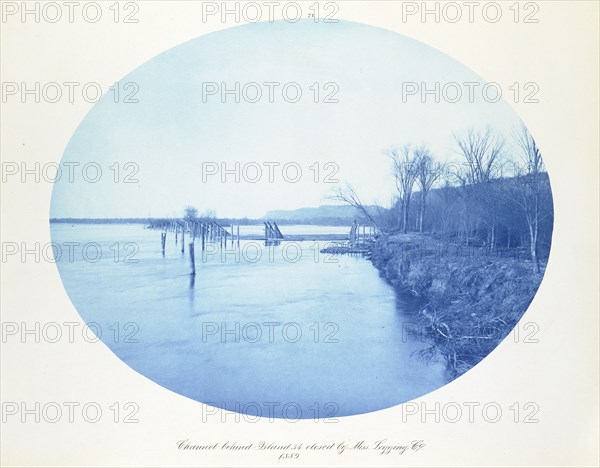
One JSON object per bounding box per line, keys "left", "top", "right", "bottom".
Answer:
{"left": 454, "top": 127, "right": 504, "bottom": 184}
{"left": 184, "top": 206, "right": 198, "bottom": 221}
{"left": 415, "top": 147, "right": 444, "bottom": 233}
{"left": 454, "top": 128, "right": 505, "bottom": 249}
{"left": 199, "top": 209, "right": 216, "bottom": 219}
{"left": 330, "top": 184, "right": 383, "bottom": 231}
{"left": 386, "top": 145, "right": 419, "bottom": 233}
{"left": 508, "top": 125, "right": 552, "bottom": 272}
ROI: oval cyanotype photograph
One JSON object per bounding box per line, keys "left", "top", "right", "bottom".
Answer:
{"left": 50, "top": 20, "right": 554, "bottom": 419}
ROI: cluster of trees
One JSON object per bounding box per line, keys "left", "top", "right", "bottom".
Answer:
{"left": 183, "top": 207, "right": 216, "bottom": 221}
{"left": 335, "top": 126, "right": 554, "bottom": 272}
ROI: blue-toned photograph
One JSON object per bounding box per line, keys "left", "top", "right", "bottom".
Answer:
{"left": 50, "top": 20, "right": 554, "bottom": 419}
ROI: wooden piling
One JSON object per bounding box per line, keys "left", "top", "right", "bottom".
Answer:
{"left": 273, "top": 222, "right": 284, "bottom": 239}
{"left": 161, "top": 232, "right": 166, "bottom": 255}
{"left": 189, "top": 242, "right": 196, "bottom": 276}
{"left": 181, "top": 229, "right": 185, "bottom": 253}
{"left": 266, "top": 222, "right": 275, "bottom": 239}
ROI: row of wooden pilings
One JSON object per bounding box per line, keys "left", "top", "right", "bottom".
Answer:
{"left": 349, "top": 220, "right": 375, "bottom": 244}
{"left": 154, "top": 220, "right": 241, "bottom": 276}
{"left": 318, "top": 221, "right": 377, "bottom": 255}
{"left": 264, "top": 221, "right": 284, "bottom": 240}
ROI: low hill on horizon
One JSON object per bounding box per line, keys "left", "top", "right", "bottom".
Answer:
{"left": 264, "top": 204, "right": 380, "bottom": 223}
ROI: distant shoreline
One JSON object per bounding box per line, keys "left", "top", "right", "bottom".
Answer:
{"left": 50, "top": 218, "right": 149, "bottom": 224}
{"left": 49, "top": 217, "right": 361, "bottom": 226}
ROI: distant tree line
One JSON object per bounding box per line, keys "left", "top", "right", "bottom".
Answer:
{"left": 50, "top": 218, "right": 150, "bottom": 224}
{"left": 51, "top": 214, "right": 360, "bottom": 227}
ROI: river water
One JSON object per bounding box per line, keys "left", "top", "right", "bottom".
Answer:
{"left": 51, "top": 223, "right": 447, "bottom": 418}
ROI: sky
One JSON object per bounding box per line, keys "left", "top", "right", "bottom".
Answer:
{"left": 51, "top": 19, "right": 524, "bottom": 219}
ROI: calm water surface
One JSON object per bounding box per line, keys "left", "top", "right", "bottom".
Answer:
{"left": 51, "top": 223, "right": 447, "bottom": 417}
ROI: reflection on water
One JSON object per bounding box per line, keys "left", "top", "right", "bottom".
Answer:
{"left": 51, "top": 223, "right": 447, "bottom": 418}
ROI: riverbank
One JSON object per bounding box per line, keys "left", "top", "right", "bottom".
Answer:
{"left": 369, "top": 233, "right": 546, "bottom": 377}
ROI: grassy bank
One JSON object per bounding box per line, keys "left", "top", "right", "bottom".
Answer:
{"left": 369, "top": 233, "right": 545, "bottom": 377}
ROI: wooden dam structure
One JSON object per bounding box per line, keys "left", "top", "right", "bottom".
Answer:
{"left": 147, "top": 218, "right": 377, "bottom": 277}
{"left": 264, "top": 221, "right": 284, "bottom": 241}
{"left": 319, "top": 220, "right": 377, "bottom": 255}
